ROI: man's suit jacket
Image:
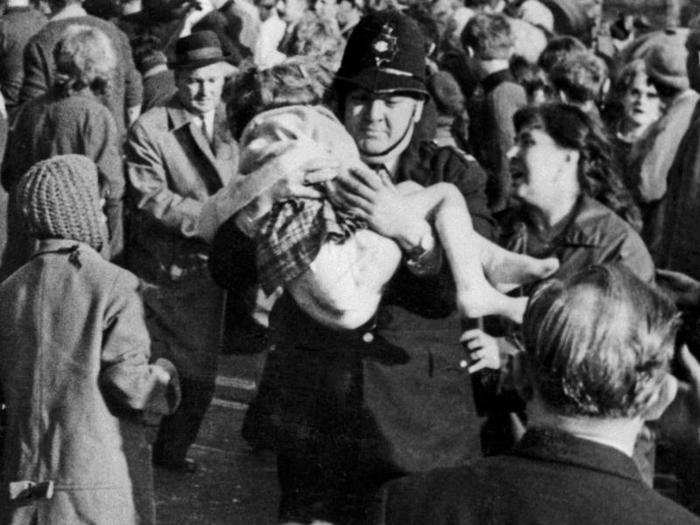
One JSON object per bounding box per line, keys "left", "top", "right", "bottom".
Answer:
{"left": 125, "top": 95, "right": 238, "bottom": 285}
{"left": 379, "top": 427, "right": 700, "bottom": 525}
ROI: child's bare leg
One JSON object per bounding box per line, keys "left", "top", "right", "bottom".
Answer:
{"left": 402, "top": 183, "right": 528, "bottom": 323}
{"left": 397, "top": 182, "right": 558, "bottom": 284}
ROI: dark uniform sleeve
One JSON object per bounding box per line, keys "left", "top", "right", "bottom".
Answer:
{"left": 209, "top": 215, "right": 258, "bottom": 292}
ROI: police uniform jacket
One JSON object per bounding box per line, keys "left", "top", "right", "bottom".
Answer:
{"left": 211, "top": 141, "right": 495, "bottom": 475}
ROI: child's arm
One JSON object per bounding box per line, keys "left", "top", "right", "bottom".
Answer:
{"left": 99, "top": 272, "right": 180, "bottom": 421}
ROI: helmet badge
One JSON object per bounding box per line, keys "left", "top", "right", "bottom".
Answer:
{"left": 371, "top": 23, "right": 398, "bottom": 67}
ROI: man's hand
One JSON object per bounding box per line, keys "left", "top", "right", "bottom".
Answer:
{"left": 460, "top": 329, "right": 501, "bottom": 374}
{"left": 335, "top": 163, "right": 427, "bottom": 246}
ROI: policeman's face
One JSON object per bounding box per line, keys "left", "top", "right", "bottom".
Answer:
{"left": 176, "top": 63, "right": 227, "bottom": 116}
{"left": 343, "top": 88, "right": 424, "bottom": 156}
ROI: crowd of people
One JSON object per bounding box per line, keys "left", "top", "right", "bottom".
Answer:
{"left": 2, "top": 0, "right": 700, "bottom": 523}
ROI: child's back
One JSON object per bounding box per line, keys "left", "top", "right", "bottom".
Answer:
{"left": 0, "top": 155, "right": 178, "bottom": 525}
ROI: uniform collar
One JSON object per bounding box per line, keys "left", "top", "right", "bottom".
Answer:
{"left": 512, "top": 426, "right": 643, "bottom": 483}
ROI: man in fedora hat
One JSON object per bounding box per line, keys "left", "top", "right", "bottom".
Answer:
{"left": 125, "top": 30, "right": 238, "bottom": 473}
{"left": 211, "top": 10, "right": 495, "bottom": 523}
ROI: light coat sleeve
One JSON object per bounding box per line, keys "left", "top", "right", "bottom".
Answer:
{"left": 125, "top": 119, "right": 204, "bottom": 237}
{"left": 99, "top": 271, "right": 180, "bottom": 419}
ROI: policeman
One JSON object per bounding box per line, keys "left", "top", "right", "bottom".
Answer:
{"left": 212, "top": 10, "right": 496, "bottom": 523}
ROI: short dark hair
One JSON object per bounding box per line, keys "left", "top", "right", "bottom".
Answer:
{"left": 538, "top": 35, "right": 587, "bottom": 73}
{"left": 522, "top": 264, "right": 679, "bottom": 419}
{"left": 461, "top": 13, "right": 513, "bottom": 60}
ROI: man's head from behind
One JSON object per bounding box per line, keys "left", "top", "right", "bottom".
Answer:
{"left": 461, "top": 12, "right": 512, "bottom": 61}
{"left": 522, "top": 264, "right": 679, "bottom": 421}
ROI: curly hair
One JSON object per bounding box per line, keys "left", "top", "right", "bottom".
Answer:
{"left": 523, "top": 264, "right": 679, "bottom": 418}
{"left": 548, "top": 50, "right": 608, "bottom": 104}
{"left": 52, "top": 25, "right": 117, "bottom": 97}
{"left": 280, "top": 12, "right": 345, "bottom": 70}
{"left": 514, "top": 102, "right": 643, "bottom": 232}
{"left": 227, "top": 56, "right": 334, "bottom": 139}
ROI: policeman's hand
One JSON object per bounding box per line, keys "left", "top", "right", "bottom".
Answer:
{"left": 460, "top": 329, "right": 501, "bottom": 374}
{"left": 335, "top": 162, "right": 424, "bottom": 241}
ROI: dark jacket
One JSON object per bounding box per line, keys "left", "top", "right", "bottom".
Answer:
{"left": 378, "top": 427, "right": 700, "bottom": 525}
{"left": 469, "top": 69, "right": 527, "bottom": 211}
{"left": 211, "top": 142, "right": 495, "bottom": 476}
{"left": 0, "top": 6, "right": 46, "bottom": 116}
{"left": 500, "top": 195, "right": 655, "bottom": 284}
{"left": 20, "top": 12, "right": 142, "bottom": 137}
{"left": 1, "top": 91, "right": 124, "bottom": 276}
{"left": 655, "top": 101, "right": 700, "bottom": 280}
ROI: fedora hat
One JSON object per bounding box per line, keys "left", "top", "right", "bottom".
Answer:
{"left": 170, "top": 30, "right": 236, "bottom": 74}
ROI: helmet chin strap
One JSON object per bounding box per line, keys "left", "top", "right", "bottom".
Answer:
{"left": 358, "top": 106, "right": 418, "bottom": 168}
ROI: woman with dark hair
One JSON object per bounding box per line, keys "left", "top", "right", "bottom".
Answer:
{"left": 490, "top": 102, "right": 656, "bottom": 480}
{"left": 502, "top": 102, "right": 649, "bottom": 280}
{"left": 2, "top": 24, "right": 124, "bottom": 276}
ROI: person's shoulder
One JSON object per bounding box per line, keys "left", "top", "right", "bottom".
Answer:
{"left": 132, "top": 103, "right": 171, "bottom": 133}
{"left": 569, "top": 197, "right": 647, "bottom": 254}
{"left": 382, "top": 462, "right": 498, "bottom": 522}
{"left": 422, "top": 142, "right": 487, "bottom": 185}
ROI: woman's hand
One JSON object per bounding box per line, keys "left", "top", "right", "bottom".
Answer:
{"left": 334, "top": 163, "right": 427, "bottom": 245}
{"left": 460, "top": 329, "right": 501, "bottom": 374}
{"left": 269, "top": 155, "right": 339, "bottom": 201}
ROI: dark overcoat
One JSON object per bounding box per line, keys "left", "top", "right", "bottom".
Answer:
{"left": 213, "top": 141, "right": 495, "bottom": 476}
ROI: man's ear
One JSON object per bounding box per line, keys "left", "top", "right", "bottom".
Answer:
{"left": 412, "top": 99, "right": 425, "bottom": 124}
{"left": 641, "top": 373, "right": 678, "bottom": 421}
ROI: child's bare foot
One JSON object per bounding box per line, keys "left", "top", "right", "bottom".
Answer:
{"left": 457, "top": 286, "right": 528, "bottom": 324}
{"left": 486, "top": 254, "right": 559, "bottom": 286}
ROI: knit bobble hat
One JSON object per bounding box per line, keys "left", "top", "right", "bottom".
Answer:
{"left": 16, "top": 155, "right": 105, "bottom": 251}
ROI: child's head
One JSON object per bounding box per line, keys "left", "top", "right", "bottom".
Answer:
{"left": 15, "top": 155, "right": 106, "bottom": 251}
{"left": 228, "top": 57, "right": 334, "bottom": 140}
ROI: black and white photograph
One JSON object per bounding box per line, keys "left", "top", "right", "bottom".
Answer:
{"left": 1, "top": 0, "right": 700, "bottom": 523}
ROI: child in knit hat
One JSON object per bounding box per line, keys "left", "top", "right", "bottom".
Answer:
{"left": 213, "top": 58, "right": 559, "bottom": 325}
{"left": 0, "top": 154, "right": 180, "bottom": 524}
